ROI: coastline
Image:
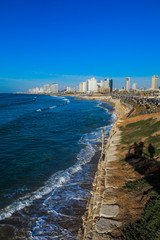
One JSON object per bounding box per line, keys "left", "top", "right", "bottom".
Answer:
{"left": 78, "top": 96, "right": 160, "bottom": 240}
{"left": 77, "top": 97, "right": 131, "bottom": 239}
{"left": 0, "top": 95, "right": 116, "bottom": 239}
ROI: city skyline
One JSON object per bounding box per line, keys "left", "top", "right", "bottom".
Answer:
{"left": 0, "top": 75, "right": 159, "bottom": 93}
{"left": 28, "top": 75, "right": 159, "bottom": 94}
{"left": 0, "top": 0, "right": 160, "bottom": 92}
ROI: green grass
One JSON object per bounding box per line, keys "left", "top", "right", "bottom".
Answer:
{"left": 123, "top": 178, "right": 149, "bottom": 191}
{"left": 120, "top": 117, "right": 160, "bottom": 239}
{"left": 120, "top": 118, "right": 160, "bottom": 156}
{"left": 121, "top": 193, "right": 160, "bottom": 240}
{"left": 121, "top": 176, "right": 160, "bottom": 239}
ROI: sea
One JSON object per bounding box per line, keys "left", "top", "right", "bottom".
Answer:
{"left": 0, "top": 93, "right": 115, "bottom": 239}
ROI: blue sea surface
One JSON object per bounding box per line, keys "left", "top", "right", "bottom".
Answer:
{"left": 0, "top": 94, "right": 114, "bottom": 239}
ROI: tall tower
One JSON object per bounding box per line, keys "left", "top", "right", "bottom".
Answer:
{"left": 125, "top": 77, "right": 130, "bottom": 91}
{"left": 152, "top": 75, "right": 159, "bottom": 89}
{"left": 109, "top": 79, "right": 113, "bottom": 92}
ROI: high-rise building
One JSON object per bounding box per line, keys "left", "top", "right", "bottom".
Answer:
{"left": 50, "top": 83, "right": 58, "bottom": 93}
{"left": 109, "top": 79, "right": 113, "bottom": 92}
{"left": 66, "top": 87, "right": 71, "bottom": 92}
{"left": 97, "top": 81, "right": 103, "bottom": 89}
{"left": 132, "top": 83, "right": 137, "bottom": 90}
{"left": 79, "top": 82, "right": 83, "bottom": 93}
{"left": 152, "top": 75, "right": 159, "bottom": 89}
{"left": 43, "top": 84, "right": 50, "bottom": 93}
{"left": 82, "top": 82, "right": 87, "bottom": 92}
{"left": 87, "top": 77, "right": 97, "bottom": 92}
{"left": 125, "top": 77, "right": 130, "bottom": 91}
{"left": 103, "top": 79, "right": 109, "bottom": 88}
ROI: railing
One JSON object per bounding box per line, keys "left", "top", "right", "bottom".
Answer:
{"left": 120, "top": 100, "right": 134, "bottom": 117}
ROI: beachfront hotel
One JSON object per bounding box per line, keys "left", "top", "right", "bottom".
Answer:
{"left": 152, "top": 75, "right": 159, "bottom": 89}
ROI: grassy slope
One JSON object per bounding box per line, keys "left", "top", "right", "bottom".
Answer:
{"left": 119, "top": 117, "right": 160, "bottom": 240}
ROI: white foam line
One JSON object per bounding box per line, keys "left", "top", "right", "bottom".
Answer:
{"left": 0, "top": 120, "right": 114, "bottom": 221}
{"left": 49, "top": 106, "right": 56, "bottom": 109}
{"left": 0, "top": 142, "right": 95, "bottom": 221}
{"left": 48, "top": 209, "right": 76, "bottom": 219}
{"left": 97, "top": 102, "right": 109, "bottom": 114}
{"left": 50, "top": 95, "right": 70, "bottom": 104}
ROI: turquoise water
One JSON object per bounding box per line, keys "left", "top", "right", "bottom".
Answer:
{"left": 0, "top": 94, "right": 114, "bottom": 239}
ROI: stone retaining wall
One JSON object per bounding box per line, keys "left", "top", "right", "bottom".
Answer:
{"left": 78, "top": 99, "right": 131, "bottom": 240}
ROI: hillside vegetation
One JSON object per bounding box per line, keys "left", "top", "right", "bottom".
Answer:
{"left": 119, "top": 116, "right": 160, "bottom": 239}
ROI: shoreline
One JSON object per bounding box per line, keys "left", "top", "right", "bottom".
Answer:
{"left": 0, "top": 95, "right": 116, "bottom": 239}
{"left": 77, "top": 97, "right": 131, "bottom": 239}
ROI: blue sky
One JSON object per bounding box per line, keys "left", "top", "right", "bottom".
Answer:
{"left": 0, "top": 0, "right": 160, "bottom": 92}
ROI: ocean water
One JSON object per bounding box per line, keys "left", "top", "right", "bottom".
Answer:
{"left": 0, "top": 94, "right": 114, "bottom": 239}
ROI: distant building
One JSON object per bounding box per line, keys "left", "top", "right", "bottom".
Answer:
{"left": 79, "top": 82, "right": 83, "bottom": 93}
{"left": 50, "top": 83, "right": 58, "bottom": 93}
{"left": 132, "top": 83, "right": 138, "bottom": 90}
{"left": 78, "top": 77, "right": 114, "bottom": 93}
{"left": 98, "top": 87, "right": 110, "bottom": 93}
{"left": 39, "top": 87, "right": 44, "bottom": 93}
{"left": 44, "top": 84, "right": 50, "bottom": 93}
{"left": 152, "top": 75, "right": 159, "bottom": 89}
{"left": 71, "top": 87, "right": 76, "bottom": 92}
{"left": 125, "top": 77, "right": 130, "bottom": 91}
{"left": 82, "top": 82, "right": 87, "bottom": 92}
{"left": 103, "top": 78, "right": 113, "bottom": 92}
{"left": 97, "top": 80, "right": 104, "bottom": 89}
{"left": 109, "top": 79, "right": 113, "bottom": 92}
{"left": 103, "top": 79, "right": 109, "bottom": 88}
{"left": 66, "top": 87, "right": 71, "bottom": 92}
{"left": 87, "top": 77, "right": 97, "bottom": 93}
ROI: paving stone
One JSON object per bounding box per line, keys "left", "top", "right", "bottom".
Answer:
{"left": 100, "top": 204, "right": 119, "bottom": 218}
{"left": 95, "top": 217, "right": 121, "bottom": 233}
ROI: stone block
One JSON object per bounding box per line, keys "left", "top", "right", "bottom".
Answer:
{"left": 95, "top": 217, "right": 121, "bottom": 233}
{"left": 100, "top": 204, "right": 119, "bottom": 218}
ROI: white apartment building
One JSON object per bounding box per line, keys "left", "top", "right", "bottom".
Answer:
{"left": 50, "top": 83, "right": 58, "bottom": 93}
{"left": 66, "top": 87, "right": 71, "bottom": 92}
{"left": 132, "top": 83, "right": 137, "bottom": 90}
{"left": 39, "top": 87, "right": 44, "bottom": 93}
{"left": 78, "top": 77, "right": 114, "bottom": 93}
{"left": 152, "top": 75, "right": 159, "bottom": 89}
{"left": 103, "top": 79, "right": 109, "bottom": 88}
{"left": 79, "top": 83, "right": 83, "bottom": 93}
{"left": 125, "top": 77, "right": 130, "bottom": 91}
{"left": 82, "top": 82, "right": 87, "bottom": 92}
{"left": 43, "top": 84, "right": 50, "bottom": 93}
{"left": 97, "top": 80, "right": 104, "bottom": 88}
{"left": 87, "top": 77, "right": 97, "bottom": 92}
